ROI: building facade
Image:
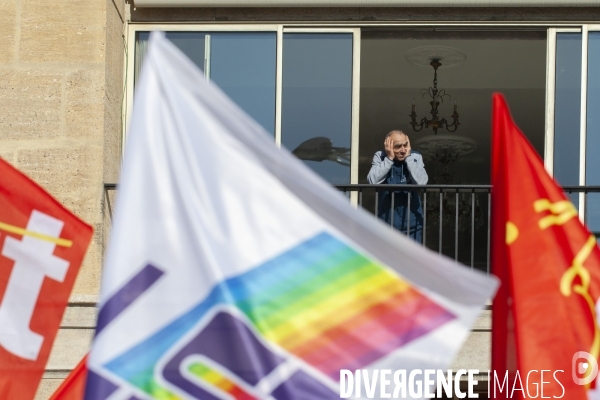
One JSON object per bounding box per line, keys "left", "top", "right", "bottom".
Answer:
{"left": 1, "top": 1, "right": 599, "bottom": 398}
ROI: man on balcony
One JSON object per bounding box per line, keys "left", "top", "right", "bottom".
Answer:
{"left": 367, "top": 130, "right": 428, "bottom": 242}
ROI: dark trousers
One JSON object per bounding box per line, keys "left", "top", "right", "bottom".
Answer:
{"left": 378, "top": 192, "right": 424, "bottom": 244}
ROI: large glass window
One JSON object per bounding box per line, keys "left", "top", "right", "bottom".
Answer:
{"left": 358, "top": 30, "right": 546, "bottom": 268}
{"left": 135, "top": 31, "right": 276, "bottom": 136}
{"left": 554, "top": 33, "right": 582, "bottom": 208}
{"left": 586, "top": 32, "right": 600, "bottom": 233}
{"left": 281, "top": 33, "right": 353, "bottom": 185}
{"left": 359, "top": 30, "right": 546, "bottom": 186}
{"left": 134, "top": 30, "right": 356, "bottom": 185}
{"left": 210, "top": 33, "right": 277, "bottom": 136}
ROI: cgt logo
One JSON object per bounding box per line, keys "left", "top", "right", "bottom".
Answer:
{"left": 572, "top": 351, "right": 599, "bottom": 385}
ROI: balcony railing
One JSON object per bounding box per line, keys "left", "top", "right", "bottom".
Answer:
{"left": 335, "top": 184, "right": 600, "bottom": 275}
{"left": 103, "top": 183, "right": 600, "bottom": 276}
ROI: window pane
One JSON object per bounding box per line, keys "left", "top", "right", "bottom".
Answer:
{"left": 554, "top": 33, "right": 581, "bottom": 187}
{"left": 135, "top": 32, "right": 276, "bottom": 136}
{"left": 135, "top": 32, "right": 151, "bottom": 87}
{"left": 586, "top": 32, "right": 600, "bottom": 233}
{"left": 211, "top": 33, "right": 276, "bottom": 136}
{"left": 166, "top": 32, "right": 206, "bottom": 72}
{"left": 554, "top": 33, "right": 582, "bottom": 211}
{"left": 282, "top": 33, "right": 353, "bottom": 185}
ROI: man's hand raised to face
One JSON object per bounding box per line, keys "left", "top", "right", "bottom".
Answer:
{"left": 384, "top": 135, "right": 395, "bottom": 161}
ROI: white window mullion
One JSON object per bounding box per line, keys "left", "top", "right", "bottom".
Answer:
{"left": 579, "top": 25, "right": 589, "bottom": 223}
{"left": 124, "top": 26, "right": 137, "bottom": 158}
{"left": 544, "top": 28, "right": 556, "bottom": 176}
{"left": 204, "top": 34, "right": 211, "bottom": 80}
{"left": 350, "top": 28, "right": 361, "bottom": 207}
{"left": 275, "top": 25, "right": 283, "bottom": 148}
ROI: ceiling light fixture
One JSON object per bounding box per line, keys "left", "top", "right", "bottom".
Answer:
{"left": 410, "top": 60, "right": 460, "bottom": 134}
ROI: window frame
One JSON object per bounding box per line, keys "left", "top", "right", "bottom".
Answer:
{"left": 583, "top": 24, "right": 600, "bottom": 223}
{"left": 124, "top": 24, "right": 280, "bottom": 154}
{"left": 125, "top": 22, "right": 590, "bottom": 206}
{"left": 546, "top": 25, "right": 600, "bottom": 222}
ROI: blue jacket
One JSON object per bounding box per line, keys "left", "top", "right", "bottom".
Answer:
{"left": 367, "top": 151, "right": 428, "bottom": 231}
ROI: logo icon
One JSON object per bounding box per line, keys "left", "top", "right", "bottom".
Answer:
{"left": 0, "top": 211, "right": 70, "bottom": 360}
{"left": 572, "top": 351, "right": 599, "bottom": 385}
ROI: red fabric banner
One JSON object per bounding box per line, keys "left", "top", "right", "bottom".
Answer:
{"left": 49, "top": 356, "right": 88, "bottom": 400}
{"left": 0, "top": 157, "right": 93, "bottom": 399}
{"left": 491, "top": 93, "right": 600, "bottom": 399}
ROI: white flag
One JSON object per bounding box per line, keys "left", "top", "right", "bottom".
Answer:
{"left": 85, "top": 32, "right": 498, "bottom": 400}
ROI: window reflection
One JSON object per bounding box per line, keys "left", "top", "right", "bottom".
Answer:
{"left": 586, "top": 32, "right": 600, "bottom": 233}
{"left": 210, "top": 33, "right": 276, "bottom": 136}
{"left": 292, "top": 137, "right": 350, "bottom": 167}
{"left": 281, "top": 33, "right": 353, "bottom": 185}
{"left": 554, "top": 33, "right": 582, "bottom": 210}
{"left": 166, "top": 32, "right": 207, "bottom": 72}
{"left": 135, "top": 31, "right": 276, "bottom": 136}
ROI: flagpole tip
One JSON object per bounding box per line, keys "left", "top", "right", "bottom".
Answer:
{"left": 492, "top": 92, "right": 507, "bottom": 107}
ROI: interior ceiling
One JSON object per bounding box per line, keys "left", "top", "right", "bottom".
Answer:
{"left": 358, "top": 30, "right": 547, "bottom": 185}
{"left": 361, "top": 32, "right": 547, "bottom": 90}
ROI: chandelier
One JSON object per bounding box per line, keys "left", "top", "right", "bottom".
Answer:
{"left": 410, "top": 60, "right": 460, "bottom": 134}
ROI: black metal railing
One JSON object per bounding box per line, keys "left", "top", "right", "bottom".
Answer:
{"left": 335, "top": 184, "right": 600, "bottom": 275}
{"left": 103, "top": 183, "right": 600, "bottom": 275}
{"left": 336, "top": 184, "right": 492, "bottom": 273}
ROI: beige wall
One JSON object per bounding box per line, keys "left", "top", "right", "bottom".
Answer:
{"left": 0, "top": 0, "right": 124, "bottom": 398}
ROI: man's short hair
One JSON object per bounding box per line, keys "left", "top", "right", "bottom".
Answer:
{"left": 385, "top": 130, "right": 408, "bottom": 140}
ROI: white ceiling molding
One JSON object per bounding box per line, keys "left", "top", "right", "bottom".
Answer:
{"left": 134, "top": 0, "right": 600, "bottom": 7}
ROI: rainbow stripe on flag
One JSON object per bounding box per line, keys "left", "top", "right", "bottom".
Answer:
{"left": 188, "top": 362, "right": 256, "bottom": 400}
{"left": 105, "top": 232, "right": 455, "bottom": 397}
{"left": 239, "top": 233, "right": 456, "bottom": 378}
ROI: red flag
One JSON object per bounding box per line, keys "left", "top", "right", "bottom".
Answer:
{"left": 49, "top": 356, "right": 87, "bottom": 400}
{"left": 0, "top": 157, "right": 93, "bottom": 399}
{"left": 491, "top": 93, "right": 600, "bottom": 398}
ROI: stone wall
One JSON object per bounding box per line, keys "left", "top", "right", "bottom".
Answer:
{"left": 0, "top": 0, "right": 124, "bottom": 398}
